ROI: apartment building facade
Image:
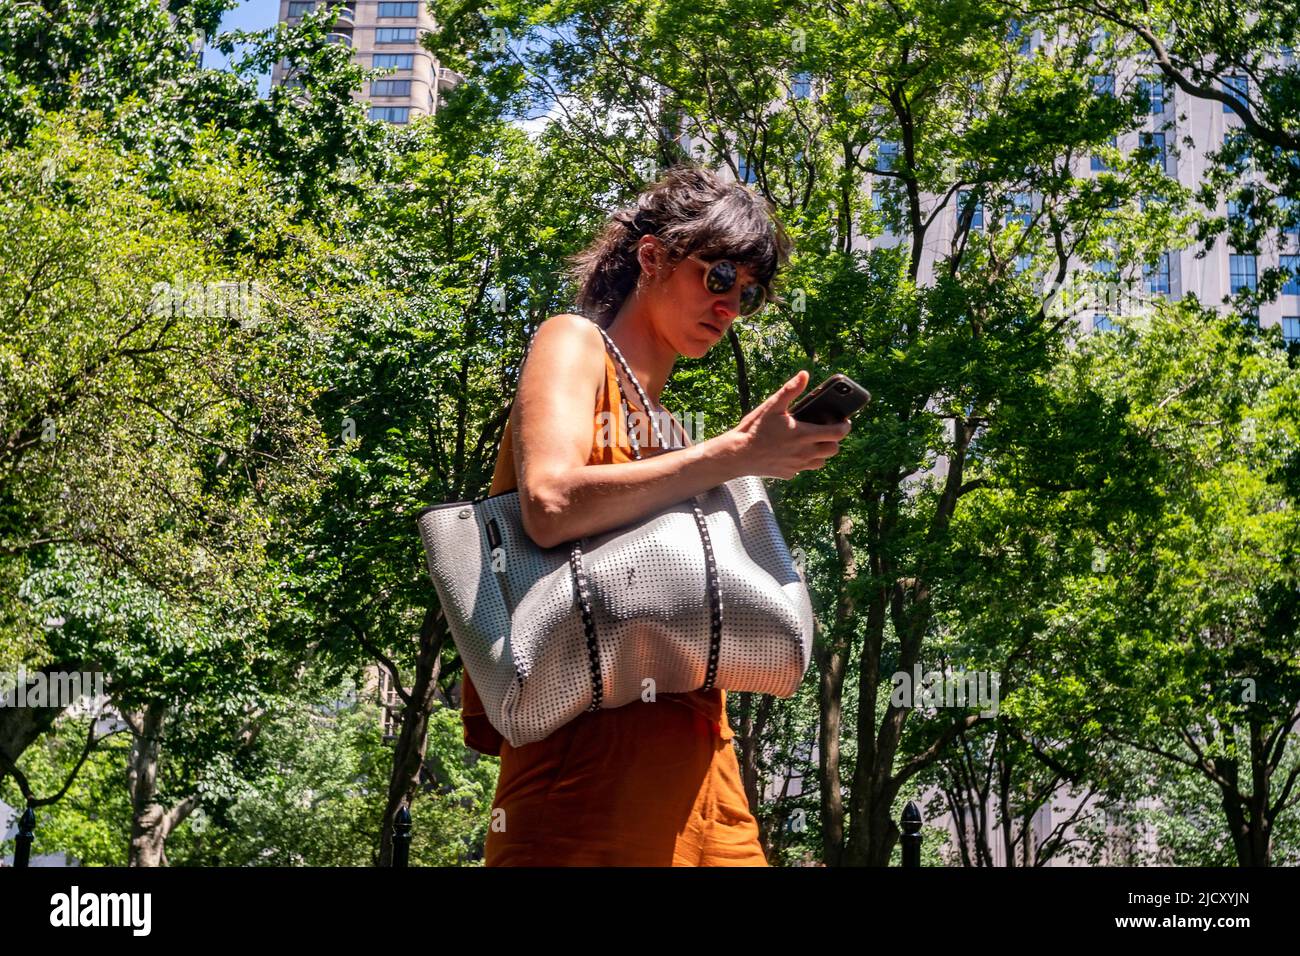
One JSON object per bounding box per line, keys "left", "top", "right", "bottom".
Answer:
{"left": 852, "top": 37, "right": 1300, "bottom": 341}
{"left": 271, "top": 0, "right": 463, "bottom": 123}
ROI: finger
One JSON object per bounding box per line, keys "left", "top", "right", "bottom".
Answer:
{"left": 769, "top": 370, "right": 809, "bottom": 412}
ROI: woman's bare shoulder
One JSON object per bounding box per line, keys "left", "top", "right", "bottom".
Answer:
{"left": 537, "top": 311, "right": 600, "bottom": 340}
{"left": 529, "top": 313, "right": 604, "bottom": 363}
{"left": 521, "top": 312, "right": 607, "bottom": 399}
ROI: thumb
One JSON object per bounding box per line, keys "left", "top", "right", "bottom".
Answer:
{"left": 770, "top": 369, "right": 810, "bottom": 413}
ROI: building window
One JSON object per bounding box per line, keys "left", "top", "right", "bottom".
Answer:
{"left": 1280, "top": 197, "right": 1299, "bottom": 242}
{"left": 1140, "top": 77, "right": 1165, "bottom": 114}
{"left": 1093, "top": 259, "right": 1116, "bottom": 309}
{"left": 1140, "top": 131, "right": 1166, "bottom": 170}
{"left": 1222, "top": 74, "right": 1248, "bottom": 111}
{"left": 1283, "top": 255, "right": 1300, "bottom": 296}
{"left": 1091, "top": 74, "right": 1115, "bottom": 97}
{"left": 791, "top": 71, "right": 811, "bottom": 99}
{"left": 877, "top": 140, "right": 899, "bottom": 172}
{"left": 288, "top": 1, "right": 315, "bottom": 15}
{"left": 369, "top": 106, "right": 410, "bottom": 123}
{"left": 957, "top": 189, "right": 983, "bottom": 230}
{"left": 1008, "top": 19, "right": 1031, "bottom": 55}
{"left": 1014, "top": 253, "right": 1033, "bottom": 274}
{"left": 1145, "top": 252, "right": 1171, "bottom": 294}
{"left": 373, "top": 53, "right": 414, "bottom": 69}
{"left": 738, "top": 152, "right": 756, "bottom": 184}
{"left": 1093, "top": 313, "right": 1115, "bottom": 331}
{"left": 1006, "top": 191, "right": 1032, "bottom": 227}
{"left": 1283, "top": 317, "right": 1300, "bottom": 343}
{"left": 375, "top": 27, "right": 417, "bottom": 43}
{"left": 1230, "top": 254, "right": 1257, "bottom": 295}
{"left": 1227, "top": 197, "right": 1255, "bottom": 229}
{"left": 377, "top": 668, "right": 401, "bottom": 739}
{"left": 1092, "top": 136, "right": 1116, "bottom": 171}
{"left": 371, "top": 78, "right": 412, "bottom": 96}
{"left": 1222, "top": 128, "right": 1252, "bottom": 174}
{"left": 378, "top": 1, "right": 419, "bottom": 15}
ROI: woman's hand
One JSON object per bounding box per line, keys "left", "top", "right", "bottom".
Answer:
{"left": 725, "top": 370, "right": 852, "bottom": 480}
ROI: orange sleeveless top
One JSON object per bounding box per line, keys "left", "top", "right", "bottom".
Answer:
{"left": 458, "top": 328, "right": 735, "bottom": 756}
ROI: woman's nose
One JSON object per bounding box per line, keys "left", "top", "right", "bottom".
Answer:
{"left": 714, "top": 293, "right": 740, "bottom": 320}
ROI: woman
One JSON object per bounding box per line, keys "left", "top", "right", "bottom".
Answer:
{"left": 459, "top": 164, "right": 852, "bottom": 866}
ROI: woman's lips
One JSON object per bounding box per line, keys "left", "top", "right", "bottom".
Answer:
{"left": 701, "top": 319, "right": 724, "bottom": 336}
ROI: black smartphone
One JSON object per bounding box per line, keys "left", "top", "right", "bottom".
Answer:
{"left": 789, "top": 373, "right": 871, "bottom": 424}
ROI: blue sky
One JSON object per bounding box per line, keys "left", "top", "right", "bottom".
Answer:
{"left": 202, "top": 0, "right": 283, "bottom": 96}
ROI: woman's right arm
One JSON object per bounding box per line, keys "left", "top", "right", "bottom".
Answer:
{"left": 513, "top": 314, "right": 850, "bottom": 549}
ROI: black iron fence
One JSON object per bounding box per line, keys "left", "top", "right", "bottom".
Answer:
{"left": 8, "top": 800, "right": 925, "bottom": 867}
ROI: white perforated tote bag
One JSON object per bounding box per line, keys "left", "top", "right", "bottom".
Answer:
{"left": 416, "top": 316, "right": 815, "bottom": 748}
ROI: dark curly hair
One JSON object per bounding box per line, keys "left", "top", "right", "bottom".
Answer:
{"left": 564, "top": 163, "right": 794, "bottom": 328}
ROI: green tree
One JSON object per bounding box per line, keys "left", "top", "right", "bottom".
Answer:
{"left": 1052, "top": 0, "right": 1300, "bottom": 306}
{"left": 966, "top": 300, "right": 1300, "bottom": 865}
{"left": 0, "top": 112, "right": 351, "bottom": 864}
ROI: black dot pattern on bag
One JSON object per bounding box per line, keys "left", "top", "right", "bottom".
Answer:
{"left": 428, "top": 315, "right": 815, "bottom": 748}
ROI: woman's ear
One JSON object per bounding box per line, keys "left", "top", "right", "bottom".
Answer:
{"left": 636, "top": 235, "right": 663, "bottom": 280}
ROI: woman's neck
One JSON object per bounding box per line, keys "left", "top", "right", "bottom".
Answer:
{"left": 605, "top": 297, "right": 678, "bottom": 406}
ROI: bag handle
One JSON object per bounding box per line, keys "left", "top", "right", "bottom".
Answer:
{"left": 584, "top": 314, "right": 691, "bottom": 456}
{"left": 581, "top": 314, "right": 723, "bottom": 692}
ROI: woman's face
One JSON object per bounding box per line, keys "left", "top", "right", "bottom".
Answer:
{"left": 639, "top": 238, "right": 763, "bottom": 358}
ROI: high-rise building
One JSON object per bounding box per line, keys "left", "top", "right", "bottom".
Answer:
{"left": 271, "top": 1, "right": 463, "bottom": 123}
{"left": 853, "top": 35, "right": 1299, "bottom": 343}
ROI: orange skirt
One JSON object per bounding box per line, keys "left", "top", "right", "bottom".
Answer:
{"left": 485, "top": 698, "right": 769, "bottom": 866}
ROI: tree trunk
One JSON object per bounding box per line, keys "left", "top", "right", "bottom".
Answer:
{"left": 0, "top": 659, "right": 82, "bottom": 791}
{"left": 377, "top": 603, "right": 446, "bottom": 866}
{"left": 125, "top": 703, "right": 200, "bottom": 866}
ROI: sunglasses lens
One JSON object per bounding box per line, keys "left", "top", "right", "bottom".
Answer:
{"left": 704, "top": 259, "right": 736, "bottom": 294}
{"left": 700, "top": 257, "right": 765, "bottom": 315}
{"left": 739, "top": 283, "right": 765, "bottom": 316}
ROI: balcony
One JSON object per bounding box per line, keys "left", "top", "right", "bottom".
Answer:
{"left": 331, "top": 3, "right": 355, "bottom": 25}
{"left": 326, "top": 31, "right": 352, "bottom": 48}
{"left": 437, "top": 66, "right": 465, "bottom": 91}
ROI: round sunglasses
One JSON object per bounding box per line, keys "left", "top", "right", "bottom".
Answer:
{"left": 684, "top": 254, "right": 768, "bottom": 317}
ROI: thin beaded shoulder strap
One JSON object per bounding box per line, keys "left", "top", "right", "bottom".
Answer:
{"left": 586, "top": 317, "right": 689, "bottom": 454}
{"left": 568, "top": 314, "right": 724, "bottom": 702}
